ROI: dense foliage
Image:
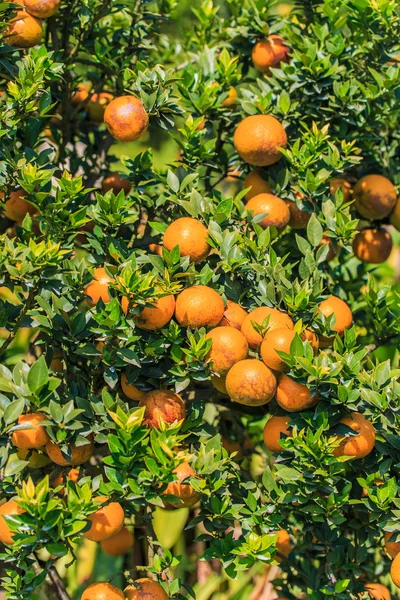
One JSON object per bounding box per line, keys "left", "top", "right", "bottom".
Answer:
{"left": 1, "top": 1, "right": 400, "bottom": 600}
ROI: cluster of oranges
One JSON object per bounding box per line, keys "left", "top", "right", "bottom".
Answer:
{"left": 5, "top": 0, "right": 60, "bottom": 48}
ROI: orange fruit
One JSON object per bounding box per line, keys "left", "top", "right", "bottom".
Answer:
{"left": 46, "top": 435, "right": 94, "bottom": 466}
{"left": 263, "top": 416, "right": 291, "bottom": 453}
{"left": 219, "top": 300, "right": 247, "bottom": 329}
{"left": 51, "top": 468, "right": 80, "bottom": 489}
{"left": 101, "top": 526, "right": 134, "bottom": 556}
{"left": 163, "top": 217, "right": 211, "bottom": 264}
{"left": 121, "top": 372, "right": 145, "bottom": 401}
{"left": 24, "top": 0, "right": 61, "bottom": 18}
{"left": 234, "top": 115, "right": 287, "bottom": 167}
{"left": 286, "top": 200, "right": 312, "bottom": 229}
{"left": 71, "top": 83, "right": 90, "bottom": 106}
{"left": 275, "top": 528, "right": 293, "bottom": 561}
{"left": 82, "top": 582, "right": 125, "bottom": 600}
{"left": 317, "top": 295, "right": 352, "bottom": 346}
{"left": 352, "top": 228, "right": 392, "bottom": 264}
{"left": 241, "top": 306, "right": 294, "bottom": 350}
{"left": 211, "top": 84, "right": 238, "bottom": 108}
{"left": 330, "top": 177, "right": 353, "bottom": 202}
{"left": 260, "top": 328, "right": 296, "bottom": 372}
{"left": 11, "top": 412, "right": 50, "bottom": 450}
{"left": 301, "top": 329, "right": 319, "bottom": 352}
{"left": 17, "top": 447, "right": 52, "bottom": 468}
{"left": 133, "top": 295, "right": 175, "bottom": 331}
{"left": 333, "top": 412, "right": 375, "bottom": 459}
{"left": 391, "top": 553, "right": 400, "bottom": 587}
{"left": 243, "top": 170, "right": 272, "bottom": 200}
{"left": 210, "top": 374, "right": 228, "bottom": 394}
{"left": 139, "top": 389, "right": 186, "bottom": 428}
{"left": 353, "top": 174, "right": 397, "bottom": 220}
{"left": 245, "top": 193, "right": 290, "bottom": 231}
{"left": 104, "top": 96, "right": 149, "bottom": 142}
{"left": 0, "top": 499, "right": 25, "bottom": 546}
{"left": 84, "top": 496, "right": 124, "bottom": 542}
{"left": 363, "top": 583, "right": 391, "bottom": 600}
{"left": 225, "top": 358, "right": 277, "bottom": 406}
{"left": 276, "top": 374, "right": 319, "bottom": 412}
{"left": 175, "top": 286, "right": 224, "bottom": 329}
{"left": 1, "top": 189, "right": 36, "bottom": 224}
{"left": 390, "top": 197, "right": 400, "bottom": 230}
{"left": 205, "top": 326, "right": 248, "bottom": 375}
{"left": 102, "top": 173, "right": 132, "bottom": 195}
{"left": 319, "top": 234, "right": 337, "bottom": 262}
{"left": 149, "top": 243, "right": 163, "bottom": 256}
{"left": 87, "top": 92, "right": 114, "bottom": 122}
{"left": 252, "top": 35, "right": 290, "bottom": 72}
{"left": 384, "top": 531, "right": 400, "bottom": 558}
{"left": 161, "top": 462, "right": 201, "bottom": 508}
{"left": 125, "top": 579, "right": 168, "bottom": 600}
{"left": 5, "top": 11, "right": 42, "bottom": 47}
{"left": 84, "top": 267, "right": 113, "bottom": 305}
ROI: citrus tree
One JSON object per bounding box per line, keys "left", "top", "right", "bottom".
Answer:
{"left": 1, "top": 1, "right": 400, "bottom": 599}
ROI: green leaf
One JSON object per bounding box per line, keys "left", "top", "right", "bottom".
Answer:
{"left": 27, "top": 356, "right": 49, "bottom": 394}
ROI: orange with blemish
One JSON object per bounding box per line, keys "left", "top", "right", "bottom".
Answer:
{"left": 175, "top": 286, "right": 224, "bottom": 329}
{"left": 219, "top": 300, "right": 247, "bottom": 329}
{"left": 225, "top": 359, "right": 277, "bottom": 406}
{"left": 353, "top": 174, "right": 397, "bottom": 220}
{"left": 333, "top": 412, "right": 375, "bottom": 459}
{"left": 139, "top": 390, "right": 186, "bottom": 428}
{"left": 206, "top": 326, "right": 248, "bottom": 375}
{"left": 134, "top": 295, "right": 175, "bottom": 331}
{"left": 104, "top": 96, "right": 149, "bottom": 142}
{"left": 276, "top": 374, "right": 319, "bottom": 412}
{"left": 46, "top": 435, "right": 94, "bottom": 466}
{"left": 286, "top": 200, "right": 312, "bottom": 229}
{"left": 352, "top": 228, "right": 392, "bottom": 264}
{"left": 11, "top": 412, "right": 49, "bottom": 450}
{"left": 5, "top": 11, "right": 42, "bottom": 48}
{"left": 24, "top": 0, "right": 61, "bottom": 18}
{"left": 124, "top": 579, "right": 168, "bottom": 600}
{"left": 263, "top": 416, "right": 291, "bottom": 453}
{"left": 252, "top": 36, "right": 290, "bottom": 72}
{"left": 161, "top": 462, "right": 201, "bottom": 508}
{"left": 330, "top": 177, "right": 353, "bottom": 202}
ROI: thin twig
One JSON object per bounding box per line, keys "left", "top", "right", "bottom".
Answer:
{"left": 48, "top": 566, "right": 71, "bottom": 600}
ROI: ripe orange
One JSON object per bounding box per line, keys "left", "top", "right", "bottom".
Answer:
{"left": 175, "top": 286, "right": 225, "bottom": 328}
{"left": 125, "top": 579, "right": 168, "bottom": 600}
{"left": 234, "top": 115, "right": 287, "bottom": 167}
{"left": 263, "top": 416, "right": 291, "bottom": 453}
{"left": 390, "top": 197, "right": 400, "bottom": 230}
{"left": 245, "top": 193, "right": 290, "bottom": 231}
{"left": 206, "top": 326, "right": 248, "bottom": 375}
{"left": 333, "top": 412, "right": 375, "bottom": 459}
{"left": 82, "top": 582, "right": 125, "bottom": 600}
{"left": 0, "top": 499, "right": 25, "bottom": 546}
{"left": 286, "top": 200, "right": 312, "bottom": 229}
{"left": 5, "top": 11, "right": 42, "bottom": 47}
{"left": 149, "top": 243, "right": 163, "bottom": 256}
{"left": 11, "top": 412, "right": 49, "bottom": 449}
{"left": 241, "top": 306, "right": 294, "bottom": 350}
{"left": 301, "top": 328, "right": 319, "bottom": 352}
{"left": 162, "top": 462, "right": 201, "bottom": 508}
{"left": 330, "top": 177, "right": 353, "bottom": 202}
{"left": 276, "top": 374, "right": 319, "bottom": 412}
{"left": 353, "top": 174, "right": 397, "bottom": 220}
{"left": 139, "top": 389, "right": 186, "bottom": 428}
{"left": 319, "top": 234, "right": 337, "bottom": 262}
{"left": 384, "top": 531, "right": 400, "bottom": 558}
{"left": 252, "top": 36, "right": 290, "bottom": 72}
{"left": 134, "top": 295, "right": 175, "bottom": 331}
{"left": 363, "top": 583, "right": 391, "bottom": 600}
{"left": 24, "top": 0, "right": 61, "bottom": 18}
{"left": 2, "top": 189, "right": 36, "bottom": 224}
{"left": 221, "top": 87, "right": 238, "bottom": 108}
{"left": 163, "top": 217, "right": 211, "bottom": 264}
{"left": 51, "top": 468, "right": 80, "bottom": 489}
{"left": 317, "top": 295, "right": 352, "bottom": 346}
{"left": 260, "top": 328, "right": 296, "bottom": 372}
{"left": 121, "top": 372, "right": 145, "bottom": 401}
{"left": 390, "top": 553, "right": 400, "bottom": 587}
{"left": 84, "top": 267, "right": 113, "bottom": 305}
{"left": 46, "top": 435, "right": 94, "bottom": 466}
{"left": 104, "top": 96, "right": 149, "bottom": 142}
{"left": 102, "top": 173, "right": 132, "bottom": 195}
{"left": 352, "top": 228, "right": 392, "bottom": 264}
{"left": 87, "top": 92, "right": 114, "bottom": 122}
{"left": 243, "top": 170, "right": 272, "bottom": 200}
{"left": 71, "top": 83, "right": 90, "bottom": 106}
{"left": 101, "top": 526, "right": 134, "bottom": 556}
{"left": 219, "top": 300, "right": 247, "bottom": 329}
{"left": 225, "top": 359, "right": 277, "bottom": 406}
{"left": 275, "top": 528, "right": 293, "bottom": 561}
{"left": 84, "top": 496, "right": 124, "bottom": 542}
{"left": 210, "top": 374, "right": 228, "bottom": 394}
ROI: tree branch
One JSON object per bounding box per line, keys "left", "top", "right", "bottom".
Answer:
{"left": 48, "top": 566, "right": 71, "bottom": 600}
